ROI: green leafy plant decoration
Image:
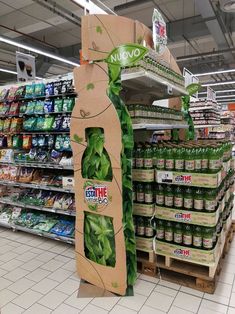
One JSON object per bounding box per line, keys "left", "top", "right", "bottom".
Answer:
{"left": 73, "top": 134, "right": 83, "bottom": 143}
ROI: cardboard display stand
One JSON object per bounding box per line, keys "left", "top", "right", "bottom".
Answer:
{"left": 71, "top": 14, "right": 183, "bottom": 296}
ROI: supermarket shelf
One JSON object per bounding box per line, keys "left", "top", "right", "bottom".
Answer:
{"left": 0, "top": 111, "right": 73, "bottom": 119}
{"left": 0, "top": 162, "right": 73, "bottom": 170}
{"left": 0, "top": 180, "right": 74, "bottom": 193}
{"left": 121, "top": 69, "right": 187, "bottom": 100}
{"left": 0, "top": 222, "right": 75, "bottom": 244}
{"left": 133, "top": 123, "right": 188, "bottom": 130}
{"left": 17, "top": 92, "right": 77, "bottom": 102}
{"left": 0, "top": 198, "right": 76, "bottom": 217}
{"left": 0, "top": 131, "right": 70, "bottom": 136}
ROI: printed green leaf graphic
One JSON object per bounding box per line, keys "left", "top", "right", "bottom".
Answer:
{"left": 106, "top": 44, "right": 148, "bottom": 67}
{"left": 186, "top": 83, "right": 201, "bottom": 96}
{"left": 82, "top": 128, "right": 113, "bottom": 181}
{"left": 84, "top": 213, "right": 116, "bottom": 267}
{"left": 137, "top": 36, "right": 143, "bottom": 44}
{"left": 112, "top": 282, "right": 118, "bottom": 288}
{"left": 73, "top": 134, "right": 83, "bottom": 143}
{"left": 96, "top": 26, "right": 102, "bottom": 34}
{"left": 86, "top": 83, "right": 95, "bottom": 90}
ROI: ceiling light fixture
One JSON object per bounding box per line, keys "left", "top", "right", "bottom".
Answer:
{"left": 0, "top": 68, "right": 42, "bottom": 79}
{"left": 217, "top": 94, "right": 235, "bottom": 98}
{"left": 202, "top": 81, "right": 235, "bottom": 87}
{"left": 0, "top": 36, "right": 80, "bottom": 67}
{"left": 199, "top": 89, "right": 235, "bottom": 94}
{"left": 195, "top": 69, "right": 235, "bottom": 77}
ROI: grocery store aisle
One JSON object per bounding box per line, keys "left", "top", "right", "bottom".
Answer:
{"left": 0, "top": 228, "right": 235, "bottom": 314}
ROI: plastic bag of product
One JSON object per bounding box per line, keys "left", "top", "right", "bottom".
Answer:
{"left": 54, "top": 99, "right": 63, "bottom": 113}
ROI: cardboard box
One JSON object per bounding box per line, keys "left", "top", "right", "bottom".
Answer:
{"left": 136, "top": 236, "right": 154, "bottom": 251}
{"left": 133, "top": 169, "right": 154, "bottom": 182}
{"left": 155, "top": 205, "right": 220, "bottom": 227}
{"left": 133, "top": 203, "right": 155, "bottom": 217}
{"left": 156, "top": 170, "right": 222, "bottom": 188}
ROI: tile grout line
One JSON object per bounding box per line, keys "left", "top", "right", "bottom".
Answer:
{"left": 167, "top": 287, "right": 181, "bottom": 313}
{"left": 227, "top": 274, "right": 235, "bottom": 313}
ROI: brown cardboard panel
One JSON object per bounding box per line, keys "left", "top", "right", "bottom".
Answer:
{"left": 82, "top": 15, "right": 135, "bottom": 61}
{"left": 78, "top": 281, "right": 117, "bottom": 298}
{"left": 71, "top": 62, "right": 128, "bottom": 295}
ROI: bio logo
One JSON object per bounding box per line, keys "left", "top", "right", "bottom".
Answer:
{"left": 174, "top": 249, "right": 190, "bottom": 258}
{"left": 175, "top": 175, "right": 191, "bottom": 184}
{"left": 175, "top": 213, "right": 191, "bottom": 222}
{"left": 85, "top": 184, "right": 108, "bottom": 205}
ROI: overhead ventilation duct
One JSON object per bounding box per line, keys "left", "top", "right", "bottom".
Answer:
{"left": 220, "top": 0, "right": 235, "bottom": 12}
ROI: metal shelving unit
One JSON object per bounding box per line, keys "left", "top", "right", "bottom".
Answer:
{"left": 0, "top": 162, "right": 73, "bottom": 170}
{"left": 133, "top": 123, "right": 188, "bottom": 130}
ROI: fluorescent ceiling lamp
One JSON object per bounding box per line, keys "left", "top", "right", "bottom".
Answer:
{"left": 202, "top": 81, "right": 235, "bottom": 87}
{"left": 195, "top": 69, "right": 235, "bottom": 77}
{"left": 0, "top": 36, "right": 80, "bottom": 67}
{"left": 0, "top": 68, "right": 42, "bottom": 79}
{"left": 72, "top": 0, "right": 115, "bottom": 14}
{"left": 217, "top": 94, "right": 235, "bottom": 98}
{"left": 199, "top": 89, "right": 235, "bottom": 94}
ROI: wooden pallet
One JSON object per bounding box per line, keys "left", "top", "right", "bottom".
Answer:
{"left": 137, "top": 223, "right": 234, "bottom": 294}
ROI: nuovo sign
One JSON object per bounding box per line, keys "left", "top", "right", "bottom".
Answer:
{"left": 106, "top": 44, "right": 148, "bottom": 67}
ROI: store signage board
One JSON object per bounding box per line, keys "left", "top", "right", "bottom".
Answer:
{"left": 16, "top": 52, "right": 36, "bottom": 82}
{"left": 152, "top": 8, "right": 167, "bottom": 55}
{"left": 207, "top": 86, "right": 216, "bottom": 101}
{"left": 183, "top": 68, "right": 199, "bottom": 98}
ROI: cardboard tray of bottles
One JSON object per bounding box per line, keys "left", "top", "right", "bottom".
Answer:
{"left": 136, "top": 236, "right": 154, "bottom": 252}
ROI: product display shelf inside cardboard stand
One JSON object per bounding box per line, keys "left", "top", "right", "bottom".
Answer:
{"left": 0, "top": 76, "right": 76, "bottom": 244}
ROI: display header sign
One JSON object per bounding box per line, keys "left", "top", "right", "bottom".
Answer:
{"left": 152, "top": 8, "right": 167, "bottom": 55}
{"left": 16, "top": 52, "right": 36, "bottom": 82}
{"left": 207, "top": 86, "right": 216, "bottom": 101}
{"left": 106, "top": 44, "right": 148, "bottom": 67}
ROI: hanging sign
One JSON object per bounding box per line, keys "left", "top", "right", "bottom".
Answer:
{"left": 183, "top": 68, "right": 200, "bottom": 98}
{"left": 152, "top": 8, "right": 167, "bottom": 55}
{"left": 207, "top": 86, "right": 216, "bottom": 101}
{"left": 16, "top": 52, "right": 36, "bottom": 82}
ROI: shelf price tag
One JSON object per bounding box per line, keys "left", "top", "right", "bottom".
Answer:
{"left": 156, "top": 171, "right": 173, "bottom": 183}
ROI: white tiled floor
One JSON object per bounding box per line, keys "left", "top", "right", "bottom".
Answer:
{"left": 0, "top": 227, "right": 235, "bottom": 314}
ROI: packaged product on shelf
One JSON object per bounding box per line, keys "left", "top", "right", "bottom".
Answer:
{"left": 34, "top": 100, "right": 44, "bottom": 114}
{"left": 136, "top": 216, "right": 145, "bottom": 236}
{"left": 204, "top": 188, "right": 217, "bottom": 212}
{"left": 145, "top": 218, "right": 154, "bottom": 238}
{"left": 61, "top": 79, "right": 73, "bottom": 94}
{"left": 3, "top": 118, "right": 11, "bottom": 133}
{"left": 10, "top": 118, "right": 23, "bottom": 133}
{"left": 173, "top": 222, "right": 183, "bottom": 244}
{"left": 0, "top": 136, "right": 7, "bottom": 148}
{"left": 183, "top": 187, "right": 193, "bottom": 209}
{"left": 7, "top": 135, "right": 12, "bottom": 148}
{"left": 0, "top": 103, "right": 9, "bottom": 115}
{"left": 62, "top": 176, "right": 74, "bottom": 188}
{"left": 174, "top": 186, "right": 183, "bottom": 208}
{"left": 25, "top": 84, "right": 34, "bottom": 99}
{"left": 193, "top": 225, "right": 202, "bottom": 248}
{"left": 144, "top": 143, "right": 153, "bottom": 169}
{"left": 36, "top": 117, "right": 45, "bottom": 130}
{"left": 7, "top": 86, "right": 18, "bottom": 101}
{"left": 9, "top": 102, "right": 20, "bottom": 115}
{"left": 12, "top": 135, "right": 23, "bottom": 149}
{"left": 52, "top": 116, "right": 63, "bottom": 131}
{"left": 164, "top": 185, "right": 174, "bottom": 207}
{"left": 62, "top": 135, "right": 71, "bottom": 151}
{"left": 136, "top": 182, "right": 144, "bottom": 203}
{"left": 22, "top": 135, "right": 32, "bottom": 150}
{"left": 144, "top": 183, "right": 153, "bottom": 204}
{"left": 25, "top": 101, "right": 36, "bottom": 115}
{"left": 42, "top": 116, "right": 55, "bottom": 131}
{"left": 50, "top": 150, "right": 62, "bottom": 163}
{"left": 54, "top": 99, "right": 63, "bottom": 113}
{"left": 50, "top": 220, "right": 75, "bottom": 237}
{"left": 63, "top": 98, "right": 75, "bottom": 112}
{"left": 165, "top": 221, "right": 173, "bottom": 242}
{"left": 202, "top": 227, "right": 214, "bottom": 250}
{"left": 156, "top": 184, "right": 164, "bottom": 206}
{"left": 44, "top": 99, "right": 54, "bottom": 113}
{"left": 156, "top": 219, "right": 165, "bottom": 240}
{"left": 33, "top": 219, "right": 58, "bottom": 232}
{"left": 194, "top": 188, "right": 204, "bottom": 211}
{"left": 183, "top": 224, "right": 193, "bottom": 246}
{"left": 45, "top": 82, "right": 54, "bottom": 96}
{"left": 15, "top": 85, "right": 25, "bottom": 100}
{"left": 34, "top": 83, "right": 45, "bottom": 97}
{"left": 0, "top": 88, "right": 8, "bottom": 101}
{"left": 19, "top": 102, "right": 27, "bottom": 114}
{"left": 18, "top": 167, "right": 38, "bottom": 183}
{"left": 61, "top": 116, "right": 71, "bottom": 131}
{"left": 0, "top": 120, "right": 3, "bottom": 132}
{"left": 0, "top": 206, "right": 12, "bottom": 223}
{"left": 23, "top": 117, "right": 37, "bottom": 130}
{"left": 54, "top": 81, "right": 63, "bottom": 95}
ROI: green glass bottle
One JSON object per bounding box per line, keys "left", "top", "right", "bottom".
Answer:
{"left": 208, "top": 145, "right": 221, "bottom": 173}
{"left": 203, "top": 227, "right": 214, "bottom": 250}
{"left": 201, "top": 146, "right": 209, "bottom": 173}
{"left": 164, "top": 185, "right": 174, "bottom": 207}
{"left": 174, "top": 222, "right": 183, "bottom": 244}
{"left": 136, "top": 183, "right": 144, "bottom": 203}
{"left": 204, "top": 188, "right": 217, "bottom": 212}
{"left": 156, "top": 145, "right": 165, "bottom": 170}
{"left": 132, "top": 182, "right": 136, "bottom": 203}
{"left": 194, "top": 188, "right": 204, "bottom": 211}
{"left": 135, "top": 143, "right": 144, "bottom": 169}
{"left": 144, "top": 143, "right": 153, "bottom": 169}
{"left": 165, "top": 147, "right": 174, "bottom": 171}
{"left": 183, "top": 224, "right": 193, "bottom": 246}
{"left": 174, "top": 146, "right": 184, "bottom": 171}
{"left": 156, "top": 184, "right": 165, "bottom": 206}
{"left": 174, "top": 186, "right": 183, "bottom": 208}
{"left": 165, "top": 221, "right": 173, "bottom": 242}
{"left": 184, "top": 147, "right": 195, "bottom": 172}
{"left": 195, "top": 147, "right": 202, "bottom": 172}
{"left": 144, "top": 183, "right": 153, "bottom": 204}
{"left": 193, "top": 225, "right": 202, "bottom": 248}
{"left": 156, "top": 220, "right": 165, "bottom": 240}
{"left": 184, "top": 187, "right": 194, "bottom": 210}
{"left": 145, "top": 218, "right": 154, "bottom": 238}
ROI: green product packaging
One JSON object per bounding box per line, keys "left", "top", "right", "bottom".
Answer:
{"left": 63, "top": 98, "right": 75, "bottom": 112}
{"left": 42, "top": 116, "right": 55, "bottom": 131}
{"left": 12, "top": 135, "right": 22, "bottom": 148}
{"left": 54, "top": 99, "right": 63, "bottom": 113}
{"left": 174, "top": 222, "right": 183, "bottom": 244}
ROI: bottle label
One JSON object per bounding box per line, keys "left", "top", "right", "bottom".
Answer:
{"left": 165, "top": 159, "right": 174, "bottom": 170}
{"left": 144, "top": 158, "right": 153, "bottom": 168}
{"left": 209, "top": 159, "right": 220, "bottom": 170}
{"left": 137, "top": 192, "right": 144, "bottom": 202}
{"left": 135, "top": 110, "right": 142, "bottom": 117}
{"left": 145, "top": 193, "right": 153, "bottom": 203}
{"left": 174, "top": 196, "right": 183, "bottom": 208}
{"left": 165, "top": 196, "right": 173, "bottom": 207}
{"left": 129, "top": 111, "right": 135, "bottom": 118}
{"left": 185, "top": 160, "right": 195, "bottom": 171}
{"left": 205, "top": 200, "right": 216, "bottom": 211}
{"left": 137, "top": 226, "right": 145, "bottom": 236}
{"left": 153, "top": 157, "right": 157, "bottom": 167}
{"left": 156, "top": 229, "right": 164, "bottom": 239}
{"left": 174, "top": 232, "right": 182, "bottom": 243}
{"left": 165, "top": 231, "right": 173, "bottom": 241}
{"left": 156, "top": 159, "right": 165, "bottom": 169}
{"left": 194, "top": 199, "right": 204, "bottom": 210}
{"left": 193, "top": 236, "right": 202, "bottom": 247}
{"left": 183, "top": 234, "right": 192, "bottom": 245}
{"left": 195, "top": 160, "right": 201, "bottom": 170}
{"left": 156, "top": 194, "right": 164, "bottom": 205}
{"left": 145, "top": 227, "right": 154, "bottom": 237}
{"left": 136, "top": 158, "right": 143, "bottom": 168}
{"left": 201, "top": 159, "right": 208, "bottom": 169}
{"left": 175, "top": 159, "right": 184, "bottom": 170}
{"left": 184, "top": 198, "right": 193, "bottom": 209}
{"left": 203, "top": 238, "right": 213, "bottom": 249}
